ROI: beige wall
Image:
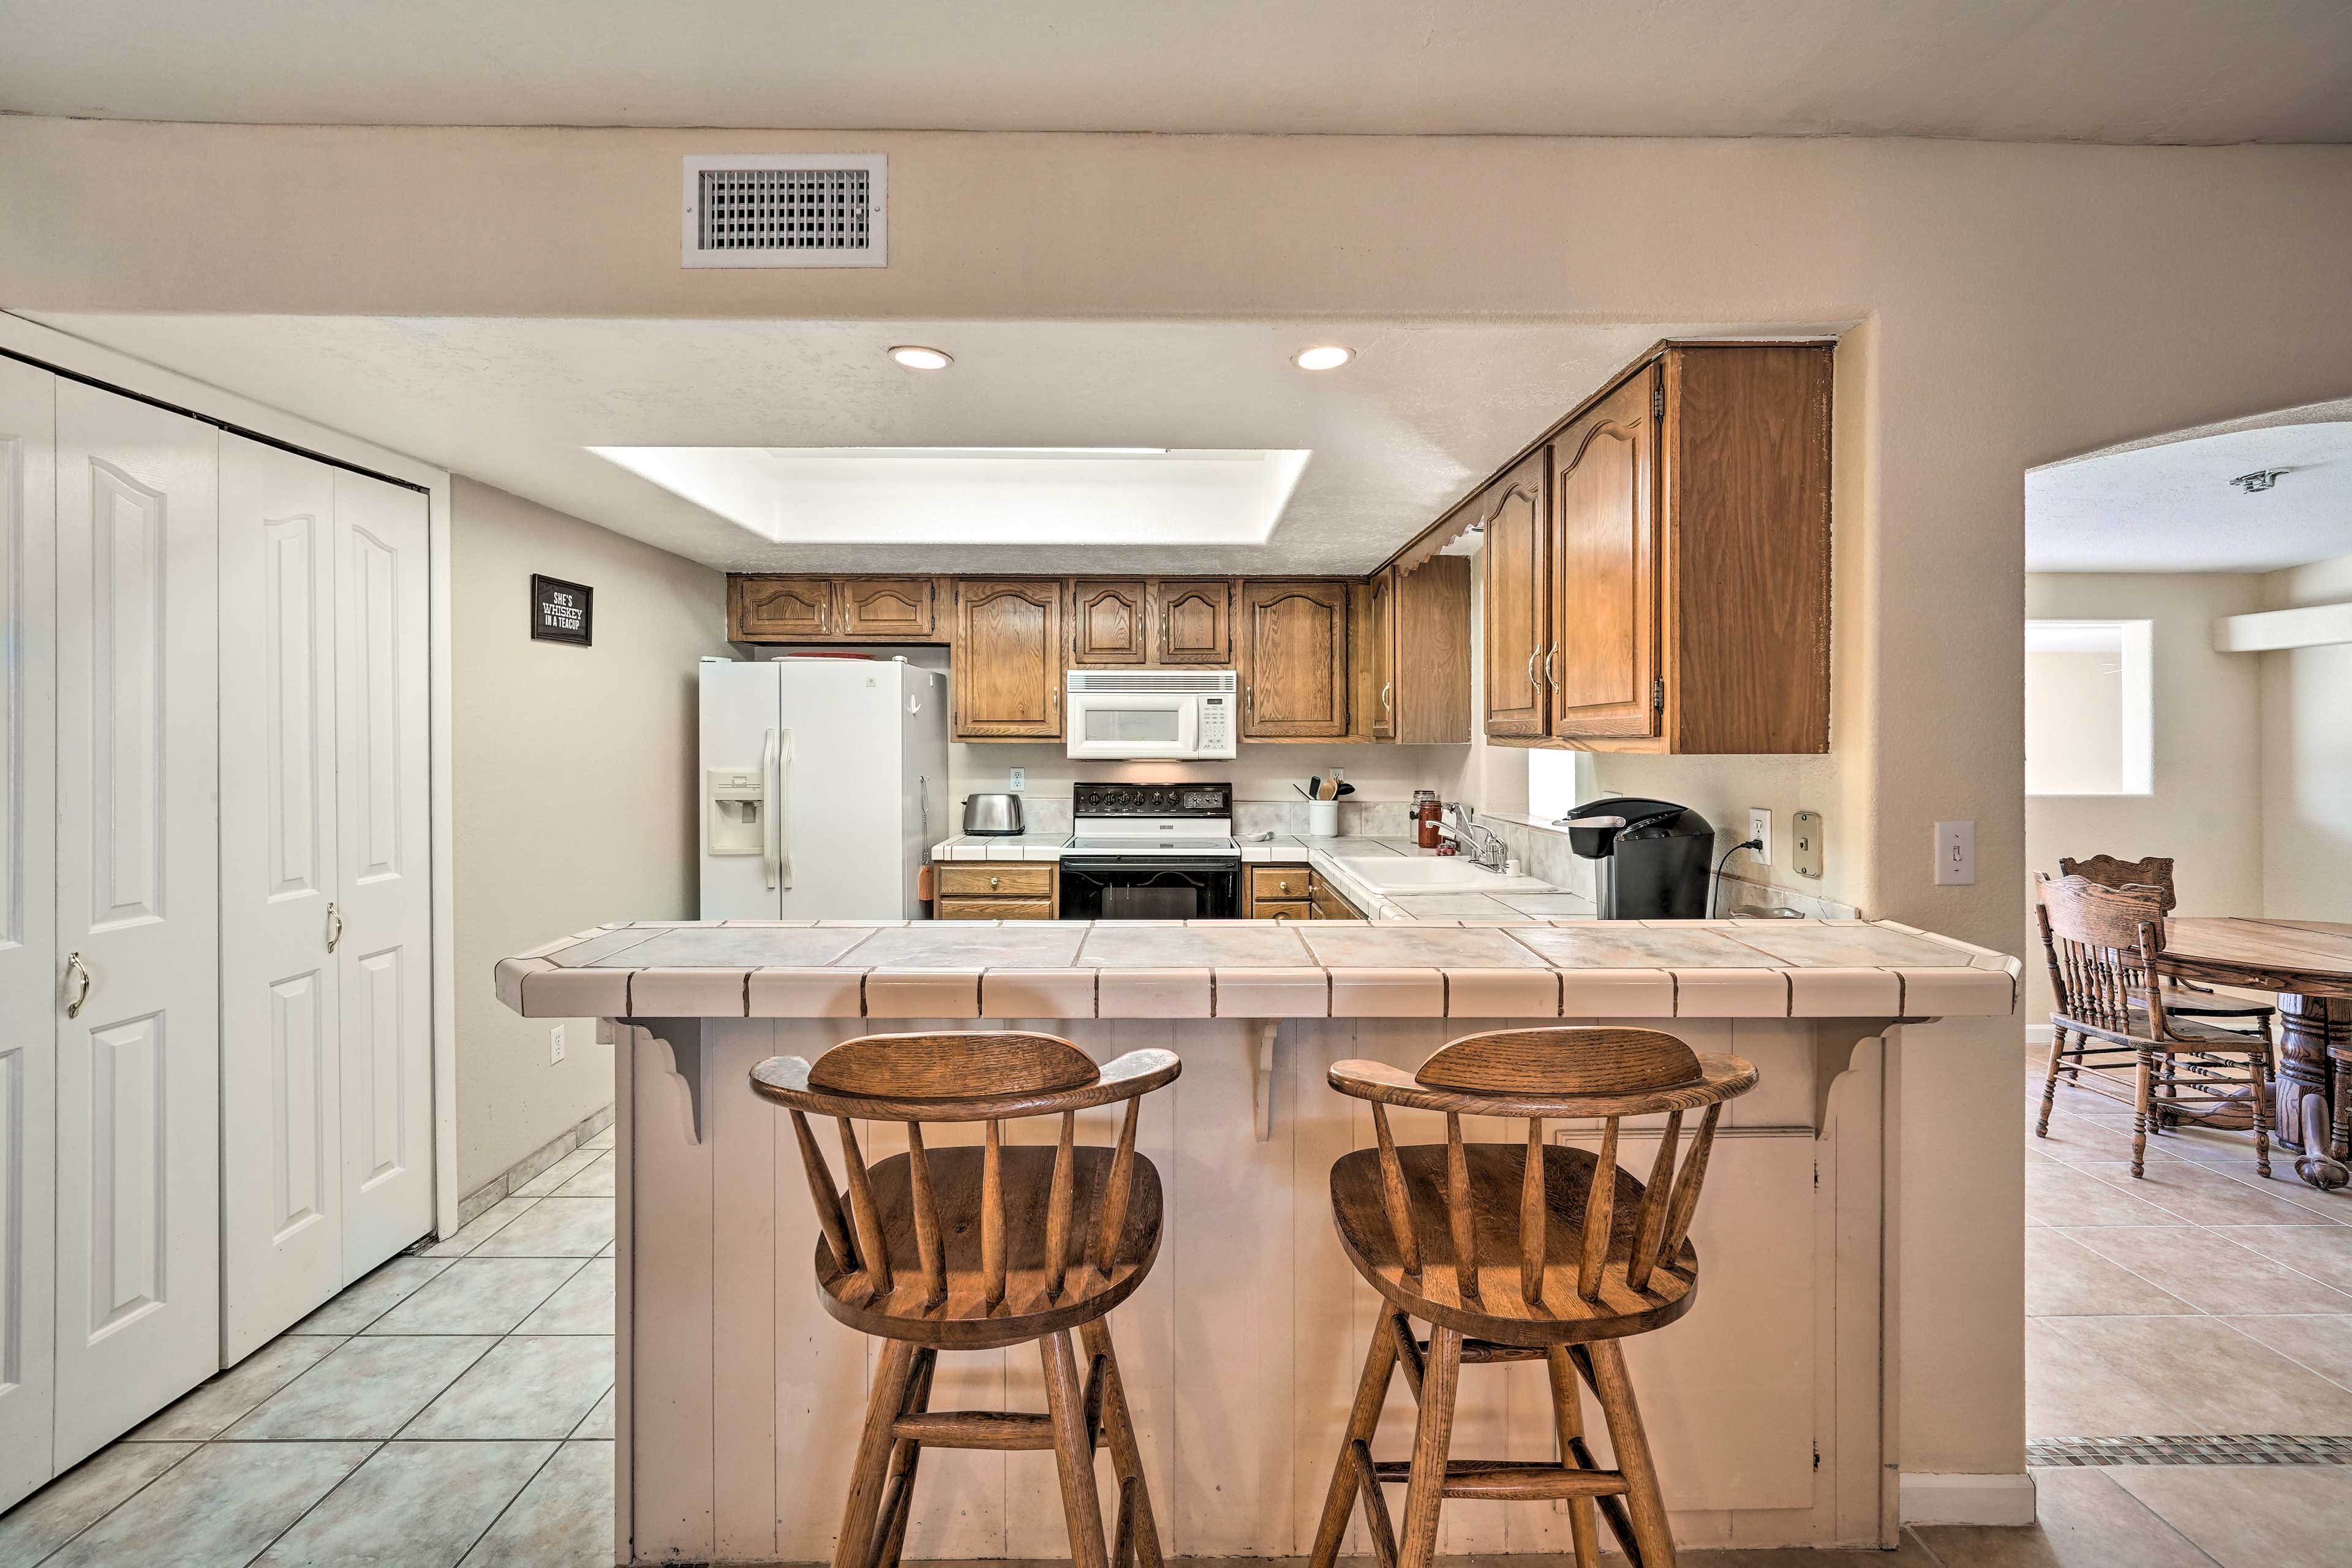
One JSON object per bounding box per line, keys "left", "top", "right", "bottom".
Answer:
{"left": 452, "top": 478, "right": 731, "bottom": 1194}
{"left": 2261, "top": 549, "right": 2352, "bottom": 923}
{"left": 14, "top": 123, "right": 2352, "bottom": 1482}
{"left": 2020, "top": 574, "right": 2266, "bottom": 1021}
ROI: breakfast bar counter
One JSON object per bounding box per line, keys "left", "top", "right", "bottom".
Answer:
{"left": 494, "top": 918, "right": 2018, "bottom": 1562}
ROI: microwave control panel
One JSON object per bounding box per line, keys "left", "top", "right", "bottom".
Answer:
{"left": 1197, "top": 694, "right": 1235, "bottom": 757}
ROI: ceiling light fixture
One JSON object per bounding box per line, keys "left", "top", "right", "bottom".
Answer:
{"left": 888, "top": 345, "right": 953, "bottom": 370}
{"left": 2229, "top": 468, "right": 2286, "bottom": 493}
{"left": 1292, "top": 345, "right": 1354, "bottom": 371}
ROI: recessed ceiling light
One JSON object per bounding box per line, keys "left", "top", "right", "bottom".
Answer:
{"left": 1293, "top": 345, "right": 1354, "bottom": 371}
{"left": 889, "top": 345, "right": 953, "bottom": 370}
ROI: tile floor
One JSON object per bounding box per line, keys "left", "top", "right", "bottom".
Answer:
{"left": 0, "top": 1128, "right": 615, "bottom": 1568}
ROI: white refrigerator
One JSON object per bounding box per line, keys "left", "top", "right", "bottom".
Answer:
{"left": 699, "top": 657, "right": 950, "bottom": 919}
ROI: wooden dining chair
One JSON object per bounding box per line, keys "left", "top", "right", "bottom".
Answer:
{"left": 2035, "top": 873, "right": 2273, "bottom": 1178}
{"left": 1309, "top": 1026, "right": 1758, "bottom": 1568}
{"left": 750, "top": 1031, "right": 1180, "bottom": 1568}
{"left": 2057, "top": 855, "right": 2277, "bottom": 1028}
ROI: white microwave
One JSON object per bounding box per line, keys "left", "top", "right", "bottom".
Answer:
{"left": 1065, "top": 669, "right": 1239, "bottom": 760}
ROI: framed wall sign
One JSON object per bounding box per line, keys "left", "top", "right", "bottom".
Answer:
{"left": 531, "top": 574, "right": 594, "bottom": 646}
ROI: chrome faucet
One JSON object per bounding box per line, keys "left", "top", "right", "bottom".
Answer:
{"left": 1442, "top": 804, "right": 1509, "bottom": 873}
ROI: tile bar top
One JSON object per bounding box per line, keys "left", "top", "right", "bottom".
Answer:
{"left": 496, "top": 916, "right": 2021, "bottom": 1023}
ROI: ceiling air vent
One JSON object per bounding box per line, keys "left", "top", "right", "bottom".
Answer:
{"left": 681, "top": 154, "right": 887, "bottom": 269}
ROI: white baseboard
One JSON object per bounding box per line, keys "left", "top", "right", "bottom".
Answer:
{"left": 1901, "top": 1471, "right": 2038, "bottom": 1526}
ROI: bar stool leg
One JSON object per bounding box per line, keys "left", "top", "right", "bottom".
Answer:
{"left": 834, "top": 1338, "right": 920, "bottom": 1568}
{"left": 1583, "top": 1339, "right": 1677, "bottom": 1568}
{"left": 1395, "top": 1324, "right": 1463, "bottom": 1568}
{"left": 1308, "top": 1314, "right": 1402, "bottom": 1568}
{"left": 1041, "top": 1329, "right": 1112, "bottom": 1568}
{"left": 873, "top": 1348, "right": 937, "bottom": 1568}
{"left": 1079, "top": 1317, "right": 1166, "bottom": 1568}
{"left": 1543, "top": 1348, "right": 1602, "bottom": 1568}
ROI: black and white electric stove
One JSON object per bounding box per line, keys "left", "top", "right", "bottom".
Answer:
{"left": 1059, "top": 782, "right": 1240, "bottom": 919}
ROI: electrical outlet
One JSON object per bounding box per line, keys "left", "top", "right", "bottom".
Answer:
{"left": 1747, "top": 807, "right": 1773, "bottom": 865}
{"left": 1934, "top": 820, "right": 1977, "bottom": 886}
{"left": 1008, "top": 767, "right": 1025, "bottom": 791}
{"left": 549, "top": 1024, "right": 567, "bottom": 1064}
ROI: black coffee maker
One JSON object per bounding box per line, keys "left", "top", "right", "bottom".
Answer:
{"left": 1562, "top": 797, "right": 1714, "bottom": 919}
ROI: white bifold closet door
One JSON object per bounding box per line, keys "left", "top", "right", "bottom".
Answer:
{"left": 220, "top": 437, "right": 431, "bottom": 1361}
{"left": 51, "top": 379, "right": 221, "bottom": 1466}
{"left": 0, "top": 358, "right": 59, "bottom": 1503}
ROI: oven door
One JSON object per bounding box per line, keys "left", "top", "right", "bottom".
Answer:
{"left": 1065, "top": 691, "right": 1200, "bottom": 760}
{"left": 1059, "top": 858, "right": 1238, "bottom": 921}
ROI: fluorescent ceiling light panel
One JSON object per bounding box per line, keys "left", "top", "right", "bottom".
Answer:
{"left": 589, "top": 445, "right": 1311, "bottom": 546}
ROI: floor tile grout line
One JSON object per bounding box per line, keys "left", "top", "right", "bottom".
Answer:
{"left": 23, "top": 1439, "right": 209, "bottom": 1568}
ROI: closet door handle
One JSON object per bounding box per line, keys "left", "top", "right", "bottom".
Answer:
{"left": 64, "top": 952, "right": 91, "bottom": 1019}
{"left": 326, "top": 902, "right": 344, "bottom": 954}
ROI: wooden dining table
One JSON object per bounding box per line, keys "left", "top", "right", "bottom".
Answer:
{"left": 2159, "top": 916, "right": 2352, "bottom": 1191}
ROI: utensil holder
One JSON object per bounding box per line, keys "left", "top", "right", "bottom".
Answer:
{"left": 1307, "top": 799, "right": 1339, "bottom": 837}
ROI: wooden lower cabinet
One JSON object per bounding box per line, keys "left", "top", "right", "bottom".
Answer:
{"left": 933, "top": 862, "right": 1057, "bottom": 920}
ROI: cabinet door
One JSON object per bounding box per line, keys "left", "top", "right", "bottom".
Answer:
{"left": 1239, "top": 581, "right": 1349, "bottom": 738}
{"left": 1549, "top": 367, "right": 1659, "bottom": 740}
{"left": 839, "top": 577, "right": 936, "bottom": 639}
{"left": 1153, "top": 579, "right": 1232, "bottom": 665}
{"left": 731, "top": 575, "right": 835, "bottom": 641}
{"left": 1069, "top": 579, "right": 1148, "bottom": 665}
{"left": 333, "top": 471, "right": 435, "bottom": 1278}
{"left": 953, "top": 579, "right": 1063, "bottom": 739}
{"left": 0, "top": 359, "right": 56, "bottom": 1509}
{"left": 219, "top": 437, "right": 345, "bottom": 1362}
{"left": 1480, "top": 457, "right": 1547, "bottom": 738}
{"left": 53, "top": 382, "right": 220, "bottom": 1464}
{"left": 1366, "top": 568, "right": 1396, "bottom": 740}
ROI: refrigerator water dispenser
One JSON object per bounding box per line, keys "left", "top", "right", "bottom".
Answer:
{"left": 706, "top": 767, "right": 764, "bottom": 855}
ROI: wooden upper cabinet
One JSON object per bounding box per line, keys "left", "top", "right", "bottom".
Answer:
{"left": 1069, "top": 579, "right": 1150, "bottom": 665}
{"left": 1366, "top": 569, "right": 1396, "bottom": 741}
{"left": 1480, "top": 455, "right": 1548, "bottom": 739}
{"left": 1153, "top": 579, "right": 1233, "bottom": 665}
{"left": 731, "top": 576, "right": 835, "bottom": 641}
{"left": 839, "top": 577, "right": 938, "bottom": 640}
{"left": 1239, "top": 580, "right": 1350, "bottom": 739}
{"left": 952, "top": 578, "right": 1063, "bottom": 740}
{"left": 1540, "top": 342, "right": 1833, "bottom": 754}
{"left": 1548, "top": 366, "right": 1660, "bottom": 741}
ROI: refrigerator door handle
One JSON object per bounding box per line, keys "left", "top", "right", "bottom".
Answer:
{"left": 776, "top": 728, "right": 794, "bottom": 891}
{"left": 761, "top": 726, "right": 781, "bottom": 892}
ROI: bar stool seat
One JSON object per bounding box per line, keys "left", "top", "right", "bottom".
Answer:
{"left": 1331, "top": 1142, "right": 1694, "bottom": 1348}
{"left": 817, "top": 1144, "right": 1161, "bottom": 1350}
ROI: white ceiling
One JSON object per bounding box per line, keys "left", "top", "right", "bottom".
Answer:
{"left": 24, "top": 313, "right": 1734, "bottom": 573}
{"left": 4, "top": 1, "right": 2349, "bottom": 143}
{"left": 2027, "top": 407, "right": 2352, "bottom": 573}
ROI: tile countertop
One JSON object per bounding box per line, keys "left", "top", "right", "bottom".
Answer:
{"left": 495, "top": 915, "right": 2021, "bottom": 1023}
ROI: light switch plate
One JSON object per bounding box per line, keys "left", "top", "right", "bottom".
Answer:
{"left": 549, "top": 1024, "right": 567, "bottom": 1064}
{"left": 1747, "top": 807, "right": 1773, "bottom": 865}
{"left": 1792, "top": 811, "right": 1823, "bottom": 879}
{"left": 1934, "top": 820, "right": 1977, "bottom": 886}
{"left": 1008, "top": 767, "right": 1026, "bottom": 791}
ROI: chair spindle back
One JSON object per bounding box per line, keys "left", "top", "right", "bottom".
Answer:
{"left": 1332, "top": 1027, "right": 1757, "bottom": 1306}
{"left": 751, "top": 1031, "right": 1179, "bottom": 1315}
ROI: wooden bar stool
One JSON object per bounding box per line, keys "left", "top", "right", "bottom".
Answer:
{"left": 1308, "top": 1026, "right": 1757, "bottom": 1568}
{"left": 750, "top": 1030, "right": 1180, "bottom": 1568}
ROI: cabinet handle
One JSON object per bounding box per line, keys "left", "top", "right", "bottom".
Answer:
{"left": 64, "top": 951, "right": 91, "bottom": 1018}
{"left": 326, "top": 902, "right": 344, "bottom": 954}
